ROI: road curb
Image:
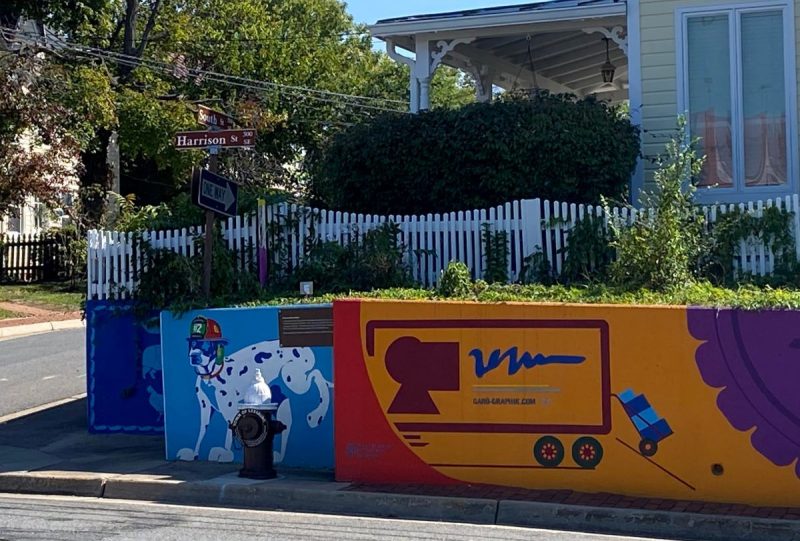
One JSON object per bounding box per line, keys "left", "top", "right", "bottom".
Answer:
{"left": 0, "top": 394, "right": 88, "bottom": 425}
{"left": 104, "top": 478, "right": 223, "bottom": 505}
{"left": 0, "top": 472, "right": 105, "bottom": 498}
{"left": 496, "top": 499, "right": 800, "bottom": 541}
{"left": 4, "top": 474, "right": 800, "bottom": 539}
{"left": 222, "top": 484, "right": 498, "bottom": 524}
{"left": 0, "top": 319, "right": 84, "bottom": 340}
{"left": 103, "top": 477, "right": 498, "bottom": 524}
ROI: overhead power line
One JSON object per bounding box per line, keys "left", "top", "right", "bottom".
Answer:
{"left": 1, "top": 27, "right": 408, "bottom": 117}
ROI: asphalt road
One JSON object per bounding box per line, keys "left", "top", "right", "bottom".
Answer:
{"left": 0, "top": 329, "right": 85, "bottom": 418}
{"left": 0, "top": 494, "right": 674, "bottom": 541}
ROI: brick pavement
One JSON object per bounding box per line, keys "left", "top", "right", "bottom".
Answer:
{"left": 346, "top": 483, "right": 800, "bottom": 521}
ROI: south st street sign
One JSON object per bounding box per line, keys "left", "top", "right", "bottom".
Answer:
{"left": 174, "top": 129, "right": 256, "bottom": 150}
{"left": 197, "top": 105, "right": 235, "bottom": 129}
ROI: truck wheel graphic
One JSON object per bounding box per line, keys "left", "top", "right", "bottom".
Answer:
{"left": 534, "top": 436, "right": 564, "bottom": 468}
{"left": 572, "top": 437, "right": 603, "bottom": 469}
{"left": 639, "top": 438, "right": 658, "bottom": 457}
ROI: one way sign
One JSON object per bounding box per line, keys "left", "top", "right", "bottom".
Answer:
{"left": 195, "top": 169, "right": 238, "bottom": 217}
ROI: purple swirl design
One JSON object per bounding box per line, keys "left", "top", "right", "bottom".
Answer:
{"left": 688, "top": 308, "right": 800, "bottom": 477}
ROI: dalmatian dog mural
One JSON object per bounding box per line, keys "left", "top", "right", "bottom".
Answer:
{"left": 176, "top": 316, "right": 332, "bottom": 463}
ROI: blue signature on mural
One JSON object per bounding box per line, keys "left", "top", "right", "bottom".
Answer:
{"left": 470, "top": 347, "right": 586, "bottom": 378}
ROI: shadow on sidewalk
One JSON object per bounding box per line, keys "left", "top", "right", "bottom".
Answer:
{"left": 0, "top": 398, "right": 240, "bottom": 481}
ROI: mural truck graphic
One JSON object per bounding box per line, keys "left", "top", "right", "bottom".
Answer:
{"left": 350, "top": 316, "right": 674, "bottom": 472}
{"left": 335, "top": 300, "right": 800, "bottom": 507}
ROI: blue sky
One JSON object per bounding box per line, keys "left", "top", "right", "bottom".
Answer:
{"left": 345, "top": 0, "right": 536, "bottom": 25}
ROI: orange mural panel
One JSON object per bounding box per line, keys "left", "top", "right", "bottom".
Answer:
{"left": 333, "top": 300, "right": 800, "bottom": 507}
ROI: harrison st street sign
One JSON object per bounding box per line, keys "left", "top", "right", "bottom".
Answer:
{"left": 175, "top": 129, "right": 256, "bottom": 150}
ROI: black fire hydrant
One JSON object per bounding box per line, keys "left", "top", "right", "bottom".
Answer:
{"left": 229, "top": 369, "right": 286, "bottom": 480}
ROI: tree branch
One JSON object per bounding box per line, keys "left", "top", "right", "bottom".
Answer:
{"left": 109, "top": 17, "right": 124, "bottom": 49}
{"left": 122, "top": 0, "right": 137, "bottom": 58}
{"left": 135, "top": 0, "right": 162, "bottom": 58}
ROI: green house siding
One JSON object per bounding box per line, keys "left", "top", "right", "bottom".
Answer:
{"left": 638, "top": 0, "right": 800, "bottom": 192}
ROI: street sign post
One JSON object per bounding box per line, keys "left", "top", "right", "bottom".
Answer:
{"left": 197, "top": 105, "right": 235, "bottom": 129}
{"left": 175, "top": 129, "right": 256, "bottom": 150}
{"left": 175, "top": 112, "right": 256, "bottom": 298}
{"left": 195, "top": 169, "right": 238, "bottom": 217}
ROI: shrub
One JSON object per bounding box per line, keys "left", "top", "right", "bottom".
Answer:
{"left": 291, "top": 222, "right": 412, "bottom": 293}
{"left": 560, "top": 214, "right": 613, "bottom": 284}
{"left": 132, "top": 230, "right": 260, "bottom": 313}
{"left": 438, "top": 261, "right": 473, "bottom": 297}
{"left": 481, "top": 223, "right": 509, "bottom": 283}
{"left": 310, "top": 91, "right": 640, "bottom": 214}
{"left": 608, "top": 117, "right": 705, "bottom": 291}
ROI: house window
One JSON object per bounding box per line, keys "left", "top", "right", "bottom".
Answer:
{"left": 680, "top": 3, "right": 795, "bottom": 199}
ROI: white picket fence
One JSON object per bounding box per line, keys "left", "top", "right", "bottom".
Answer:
{"left": 87, "top": 195, "right": 800, "bottom": 300}
{"left": 261, "top": 199, "right": 538, "bottom": 287}
{"left": 87, "top": 214, "right": 259, "bottom": 300}
{"left": 536, "top": 195, "right": 800, "bottom": 277}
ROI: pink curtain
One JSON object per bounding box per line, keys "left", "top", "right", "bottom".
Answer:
{"left": 744, "top": 114, "right": 787, "bottom": 186}
{"left": 694, "top": 110, "right": 734, "bottom": 188}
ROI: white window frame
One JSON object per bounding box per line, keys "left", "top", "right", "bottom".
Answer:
{"left": 676, "top": 1, "right": 799, "bottom": 203}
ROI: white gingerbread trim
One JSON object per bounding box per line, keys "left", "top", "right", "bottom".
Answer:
{"left": 430, "top": 38, "right": 475, "bottom": 71}
{"left": 582, "top": 26, "right": 628, "bottom": 56}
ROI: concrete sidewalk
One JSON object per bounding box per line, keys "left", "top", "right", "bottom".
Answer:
{"left": 1, "top": 399, "right": 798, "bottom": 541}
{"left": 0, "top": 317, "right": 83, "bottom": 339}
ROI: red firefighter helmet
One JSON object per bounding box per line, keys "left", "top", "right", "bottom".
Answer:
{"left": 189, "top": 316, "right": 227, "bottom": 343}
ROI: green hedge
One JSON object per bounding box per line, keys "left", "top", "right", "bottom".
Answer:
{"left": 310, "top": 92, "right": 640, "bottom": 214}
{"left": 242, "top": 282, "right": 800, "bottom": 311}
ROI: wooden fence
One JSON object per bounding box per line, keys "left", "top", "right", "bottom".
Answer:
{"left": 0, "top": 232, "right": 81, "bottom": 283}
{"left": 87, "top": 195, "right": 800, "bottom": 300}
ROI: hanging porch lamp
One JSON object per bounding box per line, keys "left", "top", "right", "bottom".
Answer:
{"left": 601, "top": 37, "right": 616, "bottom": 83}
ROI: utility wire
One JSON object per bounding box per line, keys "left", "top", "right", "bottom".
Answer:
{"left": 1, "top": 28, "right": 390, "bottom": 129}
{"left": 1, "top": 27, "right": 408, "bottom": 115}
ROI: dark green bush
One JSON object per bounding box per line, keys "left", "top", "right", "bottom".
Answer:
{"left": 438, "top": 261, "right": 473, "bottom": 297}
{"left": 132, "top": 230, "right": 260, "bottom": 313}
{"left": 291, "top": 222, "right": 412, "bottom": 293}
{"left": 310, "top": 91, "right": 640, "bottom": 214}
{"left": 481, "top": 223, "right": 509, "bottom": 284}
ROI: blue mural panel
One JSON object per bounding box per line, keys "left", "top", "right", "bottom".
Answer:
{"left": 85, "top": 300, "right": 164, "bottom": 434}
{"left": 160, "top": 305, "right": 334, "bottom": 470}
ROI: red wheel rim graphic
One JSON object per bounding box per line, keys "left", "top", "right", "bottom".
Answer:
{"left": 533, "top": 436, "right": 564, "bottom": 468}
{"left": 542, "top": 443, "right": 558, "bottom": 460}
{"left": 572, "top": 437, "right": 603, "bottom": 469}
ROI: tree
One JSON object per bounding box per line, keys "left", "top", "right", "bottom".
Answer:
{"left": 0, "top": 47, "right": 116, "bottom": 217}
{"left": 1, "top": 0, "right": 476, "bottom": 221}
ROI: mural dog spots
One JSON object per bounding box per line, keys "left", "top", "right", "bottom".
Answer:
{"left": 176, "top": 316, "right": 332, "bottom": 463}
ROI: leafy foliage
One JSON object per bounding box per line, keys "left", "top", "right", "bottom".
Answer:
{"left": 132, "top": 230, "right": 260, "bottom": 313}
{"left": 701, "top": 206, "right": 799, "bottom": 286}
{"left": 311, "top": 91, "right": 640, "bottom": 214}
{"left": 2, "top": 0, "right": 479, "bottom": 225}
{"left": 287, "top": 222, "right": 412, "bottom": 293}
{"left": 0, "top": 54, "right": 81, "bottom": 214}
{"left": 438, "top": 261, "right": 473, "bottom": 298}
{"left": 231, "top": 280, "right": 800, "bottom": 311}
{"left": 608, "top": 117, "right": 705, "bottom": 291}
{"left": 481, "top": 223, "right": 509, "bottom": 284}
{"left": 560, "top": 214, "right": 613, "bottom": 284}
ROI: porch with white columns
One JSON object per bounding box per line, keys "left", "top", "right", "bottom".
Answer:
{"left": 371, "top": 1, "right": 630, "bottom": 112}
